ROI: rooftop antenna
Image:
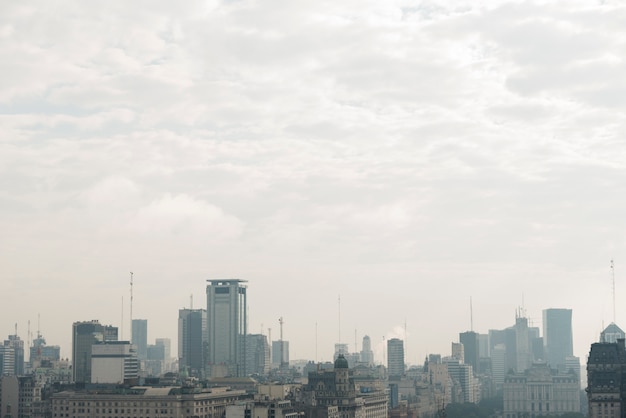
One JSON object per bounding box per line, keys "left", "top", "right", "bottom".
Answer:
{"left": 279, "top": 317, "right": 286, "bottom": 367}
{"left": 121, "top": 296, "right": 124, "bottom": 340}
{"left": 130, "top": 272, "right": 134, "bottom": 338}
{"left": 190, "top": 294, "right": 193, "bottom": 310}
{"left": 470, "top": 297, "right": 474, "bottom": 332}
{"left": 315, "top": 322, "right": 318, "bottom": 363}
{"left": 27, "top": 320, "right": 31, "bottom": 348}
{"left": 355, "top": 328, "right": 357, "bottom": 353}
{"left": 338, "top": 295, "right": 341, "bottom": 343}
{"left": 611, "top": 259, "right": 616, "bottom": 323}
{"left": 37, "top": 313, "right": 41, "bottom": 339}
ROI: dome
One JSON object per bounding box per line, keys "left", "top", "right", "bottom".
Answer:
{"left": 334, "top": 354, "right": 349, "bottom": 369}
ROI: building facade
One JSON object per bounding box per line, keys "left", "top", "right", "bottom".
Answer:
{"left": 206, "top": 280, "right": 248, "bottom": 377}
{"left": 51, "top": 386, "right": 249, "bottom": 418}
{"left": 503, "top": 362, "right": 579, "bottom": 418}
{"left": 586, "top": 340, "right": 626, "bottom": 418}
{"left": 246, "top": 334, "right": 270, "bottom": 375}
{"left": 459, "top": 331, "right": 480, "bottom": 374}
{"left": 91, "top": 341, "right": 139, "bottom": 384}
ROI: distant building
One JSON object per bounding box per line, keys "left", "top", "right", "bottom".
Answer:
{"left": 503, "top": 362, "right": 579, "bottom": 417}
{"left": 246, "top": 334, "right": 270, "bottom": 375}
{"left": 271, "top": 340, "right": 289, "bottom": 369}
{"left": 178, "top": 308, "right": 207, "bottom": 377}
{"left": 360, "top": 335, "right": 374, "bottom": 366}
{"left": 91, "top": 341, "right": 139, "bottom": 384}
{"left": 543, "top": 308, "right": 573, "bottom": 371}
{"left": 333, "top": 343, "right": 349, "bottom": 360}
{"left": 303, "top": 355, "right": 387, "bottom": 418}
{"left": 30, "top": 334, "right": 61, "bottom": 365}
{"left": 131, "top": 319, "right": 148, "bottom": 361}
{"left": 145, "top": 343, "right": 165, "bottom": 376}
{"left": 491, "top": 344, "right": 506, "bottom": 393}
{"left": 206, "top": 280, "right": 248, "bottom": 377}
{"left": 0, "top": 375, "right": 48, "bottom": 418}
{"left": 51, "top": 386, "right": 249, "bottom": 418}
{"left": 459, "top": 331, "right": 479, "bottom": 373}
{"left": 387, "top": 339, "right": 405, "bottom": 380}
{"left": 72, "top": 321, "right": 118, "bottom": 383}
{"left": 451, "top": 342, "right": 464, "bottom": 363}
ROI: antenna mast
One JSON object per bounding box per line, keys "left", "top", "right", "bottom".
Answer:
{"left": 612, "top": 260, "right": 616, "bottom": 323}
{"left": 470, "top": 297, "right": 474, "bottom": 332}
{"left": 130, "top": 272, "right": 134, "bottom": 340}
{"left": 338, "top": 295, "right": 341, "bottom": 343}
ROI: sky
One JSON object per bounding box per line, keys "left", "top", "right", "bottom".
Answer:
{"left": 2, "top": 0, "right": 626, "bottom": 370}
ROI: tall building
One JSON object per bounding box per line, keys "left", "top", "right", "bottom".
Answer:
{"left": 543, "top": 308, "right": 573, "bottom": 371}
{"left": 515, "top": 315, "right": 532, "bottom": 372}
{"left": 587, "top": 339, "right": 625, "bottom": 417}
{"left": 29, "top": 334, "right": 60, "bottom": 365}
{"left": 155, "top": 337, "right": 172, "bottom": 372}
{"left": 360, "top": 335, "right": 374, "bottom": 365}
{"left": 91, "top": 341, "right": 138, "bottom": 384}
{"left": 459, "top": 331, "right": 479, "bottom": 373}
{"left": 178, "top": 308, "right": 207, "bottom": 377}
{"left": 246, "top": 334, "right": 270, "bottom": 375}
{"left": 451, "top": 342, "right": 464, "bottom": 363}
{"left": 1, "top": 335, "right": 24, "bottom": 376}
{"left": 131, "top": 319, "right": 148, "bottom": 361}
{"left": 206, "top": 279, "right": 248, "bottom": 377}
{"left": 272, "top": 340, "right": 289, "bottom": 368}
{"left": 387, "top": 338, "right": 404, "bottom": 380}
{"left": 72, "top": 321, "right": 118, "bottom": 383}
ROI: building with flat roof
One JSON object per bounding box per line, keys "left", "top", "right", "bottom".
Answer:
{"left": 72, "top": 321, "right": 118, "bottom": 384}
{"left": 51, "top": 386, "right": 250, "bottom": 418}
{"left": 132, "top": 319, "right": 148, "bottom": 361}
{"left": 543, "top": 308, "right": 573, "bottom": 371}
{"left": 178, "top": 309, "right": 207, "bottom": 378}
{"left": 387, "top": 339, "right": 405, "bottom": 381}
{"left": 206, "top": 280, "right": 247, "bottom": 377}
{"left": 91, "top": 341, "right": 139, "bottom": 384}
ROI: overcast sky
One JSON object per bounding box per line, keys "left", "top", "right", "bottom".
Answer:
{"left": 2, "top": 0, "right": 626, "bottom": 368}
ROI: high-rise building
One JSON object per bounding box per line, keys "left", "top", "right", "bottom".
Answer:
{"left": 246, "top": 334, "right": 270, "bottom": 375}
{"left": 543, "top": 308, "right": 573, "bottom": 371}
{"left": 451, "top": 342, "right": 464, "bottom": 363}
{"left": 387, "top": 338, "right": 404, "bottom": 380}
{"left": 515, "top": 315, "right": 532, "bottom": 372}
{"left": 131, "top": 319, "right": 148, "bottom": 361}
{"left": 459, "top": 331, "right": 479, "bottom": 373}
{"left": 206, "top": 279, "right": 248, "bottom": 377}
{"left": 2, "top": 335, "right": 24, "bottom": 376}
{"left": 271, "top": 340, "right": 289, "bottom": 368}
{"left": 155, "top": 338, "right": 171, "bottom": 372}
{"left": 72, "top": 321, "right": 118, "bottom": 383}
{"left": 587, "top": 339, "right": 625, "bottom": 417}
{"left": 91, "top": 341, "right": 138, "bottom": 384}
{"left": 178, "top": 309, "right": 207, "bottom": 377}
{"left": 360, "top": 335, "right": 374, "bottom": 365}
{"left": 29, "top": 334, "right": 60, "bottom": 365}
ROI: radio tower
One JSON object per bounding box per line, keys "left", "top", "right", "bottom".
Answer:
{"left": 611, "top": 260, "right": 616, "bottom": 323}
{"left": 130, "top": 272, "right": 134, "bottom": 341}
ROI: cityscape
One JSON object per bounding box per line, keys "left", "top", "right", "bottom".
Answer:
{"left": 0, "top": 277, "right": 623, "bottom": 417}
{"left": 3, "top": 1, "right": 626, "bottom": 418}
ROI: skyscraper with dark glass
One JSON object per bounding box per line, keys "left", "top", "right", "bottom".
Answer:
{"left": 177, "top": 308, "right": 207, "bottom": 377}
{"left": 72, "top": 321, "right": 118, "bottom": 383}
{"left": 131, "top": 319, "right": 148, "bottom": 360}
{"left": 543, "top": 308, "right": 573, "bottom": 371}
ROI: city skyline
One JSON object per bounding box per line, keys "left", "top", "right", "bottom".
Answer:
{"left": 3, "top": 0, "right": 626, "bottom": 377}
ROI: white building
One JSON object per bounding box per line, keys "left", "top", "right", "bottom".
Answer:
{"left": 91, "top": 341, "right": 138, "bottom": 384}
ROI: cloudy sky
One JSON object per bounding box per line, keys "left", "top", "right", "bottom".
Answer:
{"left": 2, "top": 0, "right": 626, "bottom": 368}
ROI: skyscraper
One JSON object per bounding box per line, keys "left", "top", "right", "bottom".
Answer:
{"left": 387, "top": 338, "right": 404, "bottom": 380}
{"left": 271, "top": 340, "right": 289, "bottom": 368}
{"left": 543, "top": 308, "right": 573, "bottom": 371}
{"left": 246, "top": 334, "right": 270, "bottom": 375}
{"left": 72, "top": 321, "right": 118, "bottom": 383}
{"left": 459, "top": 331, "right": 479, "bottom": 373}
{"left": 178, "top": 309, "right": 207, "bottom": 377}
{"left": 206, "top": 280, "right": 247, "bottom": 377}
{"left": 131, "top": 319, "right": 148, "bottom": 361}
{"left": 360, "top": 335, "right": 374, "bottom": 365}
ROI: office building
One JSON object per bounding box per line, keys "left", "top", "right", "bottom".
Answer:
{"left": 206, "top": 279, "right": 248, "bottom": 377}
{"left": 91, "top": 341, "right": 139, "bottom": 384}
{"left": 246, "top": 334, "right": 270, "bottom": 375}
{"left": 145, "top": 344, "right": 165, "bottom": 377}
{"left": 460, "top": 331, "right": 479, "bottom": 373}
{"left": 30, "top": 334, "right": 61, "bottom": 365}
{"left": 131, "top": 319, "right": 148, "bottom": 361}
{"left": 543, "top": 308, "right": 573, "bottom": 371}
{"left": 387, "top": 338, "right": 404, "bottom": 380}
{"left": 72, "top": 321, "right": 118, "bottom": 384}
{"left": 272, "top": 340, "right": 289, "bottom": 369}
{"left": 451, "top": 342, "right": 464, "bottom": 363}
{"left": 504, "top": 362, "right": 580, "bottom": 417}
{"left": 178, "top": 308, "right": 207, "bottom": 377}
{"left": 360, "top": 335, "right": 374, "bottom": 365}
